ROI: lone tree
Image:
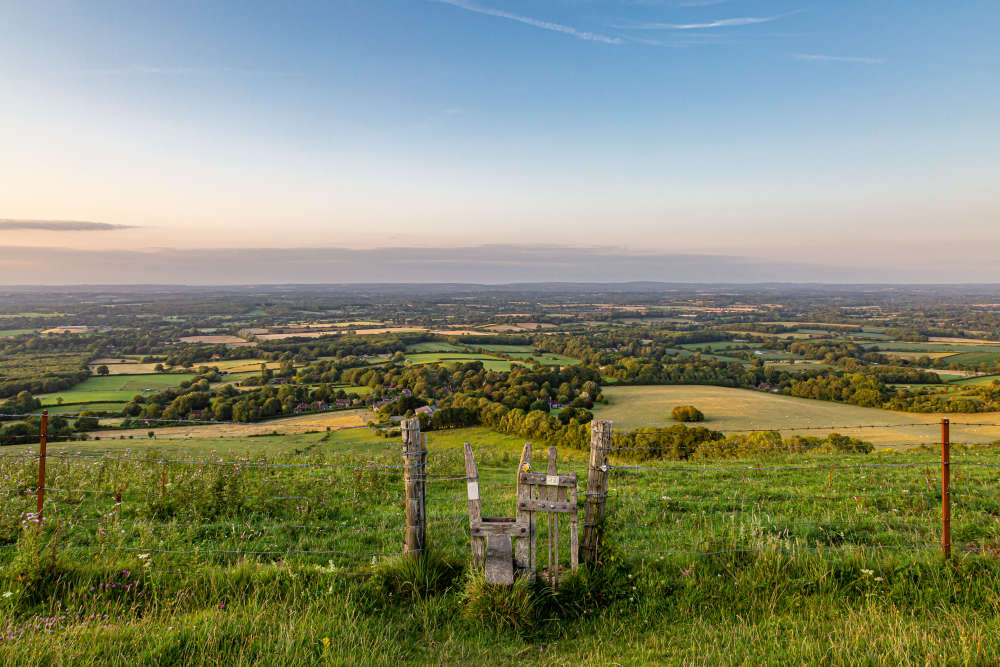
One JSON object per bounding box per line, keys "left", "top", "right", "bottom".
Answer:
{"left": 96, "top": 365, "right": 110, "bottom": 376}
{"left": 671, "top": 405, "right": 705, "bottom": 422}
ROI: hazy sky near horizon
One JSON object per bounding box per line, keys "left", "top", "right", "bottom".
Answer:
{"left": 1, "top": 1, "right": 998, "bottom": 283}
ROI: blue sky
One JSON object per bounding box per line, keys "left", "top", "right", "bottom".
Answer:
{"left": 1, "top": 1, "right": 998, "bottom": 283}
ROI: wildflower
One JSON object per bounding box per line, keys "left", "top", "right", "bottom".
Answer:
{"left": 874, "top": 577, "right": 884, "bottom": 582}
{"left": 2, "top": 592, "right": 12, "bottom": 598}
{"left": 321, "top": 637, "right": 331, "bottom": 648}
{"left": 137, "top": 553, "right": 150, "bottom": 560}
{"left": 521, "top": 463, "right": 531, "bottom": 473}
{"left": 861, "top": 569, "right": 874, "bottom": 576}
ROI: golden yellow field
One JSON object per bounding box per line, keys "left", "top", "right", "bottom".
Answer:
{"left": 92, "top": 409, "right": 370, "bottom": 439}
{"left": 594, "top": 385, "right": 1000, "bottom": 447}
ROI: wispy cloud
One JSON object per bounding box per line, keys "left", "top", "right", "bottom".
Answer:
{"left": 0, "top": 219, "right": 137, "bottom": 232}
{"left": 433, "top": 0, "right": 623, "bottom": 44}
{"left": 793, "top": 53, "right": 886, "bottom": 64}
{"left": 620, "top": 12, "right": 794, "bottom": 30}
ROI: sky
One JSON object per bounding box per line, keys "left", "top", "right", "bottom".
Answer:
{"left": 1, "top": 1, "right": 998, "bottom": 284}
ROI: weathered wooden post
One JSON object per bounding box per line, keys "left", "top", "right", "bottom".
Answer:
{"left": 464, "top": 441, "right": 485, "bottom": 566}
{"left": 942, "top": 418, "right": 951, "bottom": 560}
{"left": 36, "top": 410, "right": 48, "bottom": 529}
{"left": 514, "top": 442, "right": 534, "bottom": 578}
{"left": 580, "top": 419, "right": 612, "bottom": 565}
{"left": 401, "top": 417, "right": 426, "bottom": 556}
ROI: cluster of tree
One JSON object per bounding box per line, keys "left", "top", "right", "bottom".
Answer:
{"left": 0, "top": 414, "right": 80, "bottom": 446}
{"left": 781, "top": 372, "right": 890, "bottom": 407}
{"left": 0, "top": 390, "right": 42, "bottom": 417}
{"left": 886, "top": 380, "right": 1000, "bottom": 413}
{"left": 611, "top": 427, "right": 873, "bottom": 462}
{"left": 670, "top": 405, "right": 705, "bottom": 422}
{"left": 163, "top": 344, "right": 259, "bottom": 368}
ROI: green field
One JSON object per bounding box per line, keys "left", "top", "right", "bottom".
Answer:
{"left": 0, "top": 352, "right": 90, "bottom": 386}
{"left": 37, "top": 373, "right": 198, "bottom": 406}
{"left": 405, "top": 342, "right": 468, "bottom": 353}
{"left": 405, "top": 352, "right": 515, "bottom": 372}
{"left": 945, "top": 349, "right": 1000, "bottom": 367}
{"left": 404, "top": 343, "right": 580, "bottom": 368}
{"left": 593, "top": 384, "right": 1000, "bottom": 446}
{"left": 4, "top": 426, "right": 1000, "bottom": 663}
{"left": 476, "top": 344, "right": 535, "bottom": 353}
{"left": 951, "top": 374, "right": 1000, "bottom": 386}
{"left": 0, "top": 329, "right": 35, "bottom": 338}
{"left": 44, "top": 402, "right": 130, "bottom": 415}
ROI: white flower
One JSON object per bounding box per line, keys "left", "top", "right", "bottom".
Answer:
{"left": 861, "top": 569, "right": 874, "bottom": 576}
{"left": 2, "top": 591, "right": 13, "bottom": 598}
{"left": 137, "top": 553, "right": 150, "bottom": 560}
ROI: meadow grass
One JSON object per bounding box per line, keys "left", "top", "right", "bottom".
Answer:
{"left": 3, "top": 426, "right": 1000, "bottom": 664}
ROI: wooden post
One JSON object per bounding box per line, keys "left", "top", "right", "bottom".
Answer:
{"left": 36, "top": 410, "right": 48, "bottom": 528}
{"left": 580, "top": 420, "right": 612, "bottom": 565}
{"left": 514, "top": 442, "right": 534, "bottom": 578}
{"left": 463, "top": 442, "right": 485, "bottom": 566}
{"left": 942, "top": 418, "right": 951, "bottom": 560}
{"left": 401, "top": 417, "right": 426, "bottom": 557}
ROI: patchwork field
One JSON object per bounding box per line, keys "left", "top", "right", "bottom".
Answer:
{"left": 593, "top": 385, "right": 1000, "bottom": 446}
{"left": 92, "top": 408, "right": 370, "bottom": 439}
{"left": 178, "top": 335, "right": 247, "bottom": 344}
{"left": 37, "top": 373, "right": 198, "bottom": 406}
{"left": 0, "top": 329, "right": 35, "bottom": 337}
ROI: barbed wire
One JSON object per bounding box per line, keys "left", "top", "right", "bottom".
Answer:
{"left": 60, "top": 544, "right": 387, "bottom": 558}
{"left": 609, "top": 461, "right": 942, "bottom": 473}
{"left": 620, "top": 543, "right": 939, "bottom": 557}
{"left": 611, "top": 422, "right": 1000, "bottom": 434}
{"left": 36, "top": 452, "right": 414, "bottom": 471}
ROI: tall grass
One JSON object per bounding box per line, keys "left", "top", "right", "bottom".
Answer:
{"left": 2, "top": 430, "right": 1000, "bottom": 663}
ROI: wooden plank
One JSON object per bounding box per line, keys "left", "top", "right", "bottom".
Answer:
{"left": 569, "top": 481, "right": 579, "bottom": 572}
{"left": 464, "top": 442, "right": 485, "bottom": 566}
{"left": 514, "top": 442, "right": 533, "bottom": 579}
{"left": 547, "top": 446, "right": 558, "bottom": 586}
{"left": 518, "top": 472, "right": 577, "bottom": 487}
{"left": 518, "top": 498, "right": 576, "bottom": 513}
{"left": 484, "top": 535, "right": 514, "bottom": 585}
{"left": 471, "top": 523, "right": 529, "bottom": 537}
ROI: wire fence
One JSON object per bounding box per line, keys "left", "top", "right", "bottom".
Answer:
{"left": 1, "top": 416, "right": 998, "bottom": 577}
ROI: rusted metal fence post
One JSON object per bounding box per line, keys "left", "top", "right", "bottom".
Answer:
{"left": 580, "top": 419, "right": 612, "bottom": 565}
{"left": 942, "top": 418, "right": 951, "bottom": 560}
{"left": 401, "top": 417, "right": 426, "bottom": 557}
{"left": 36, "top": 410, "right": 48, "bottom": 529}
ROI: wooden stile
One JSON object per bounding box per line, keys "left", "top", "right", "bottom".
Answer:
{"left": 464, "top": 440, "right": 578, "bottom": 585}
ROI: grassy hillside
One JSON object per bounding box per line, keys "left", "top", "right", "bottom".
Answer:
{"left": 3, "top": 425, "right": 1000, "bottom": 664}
